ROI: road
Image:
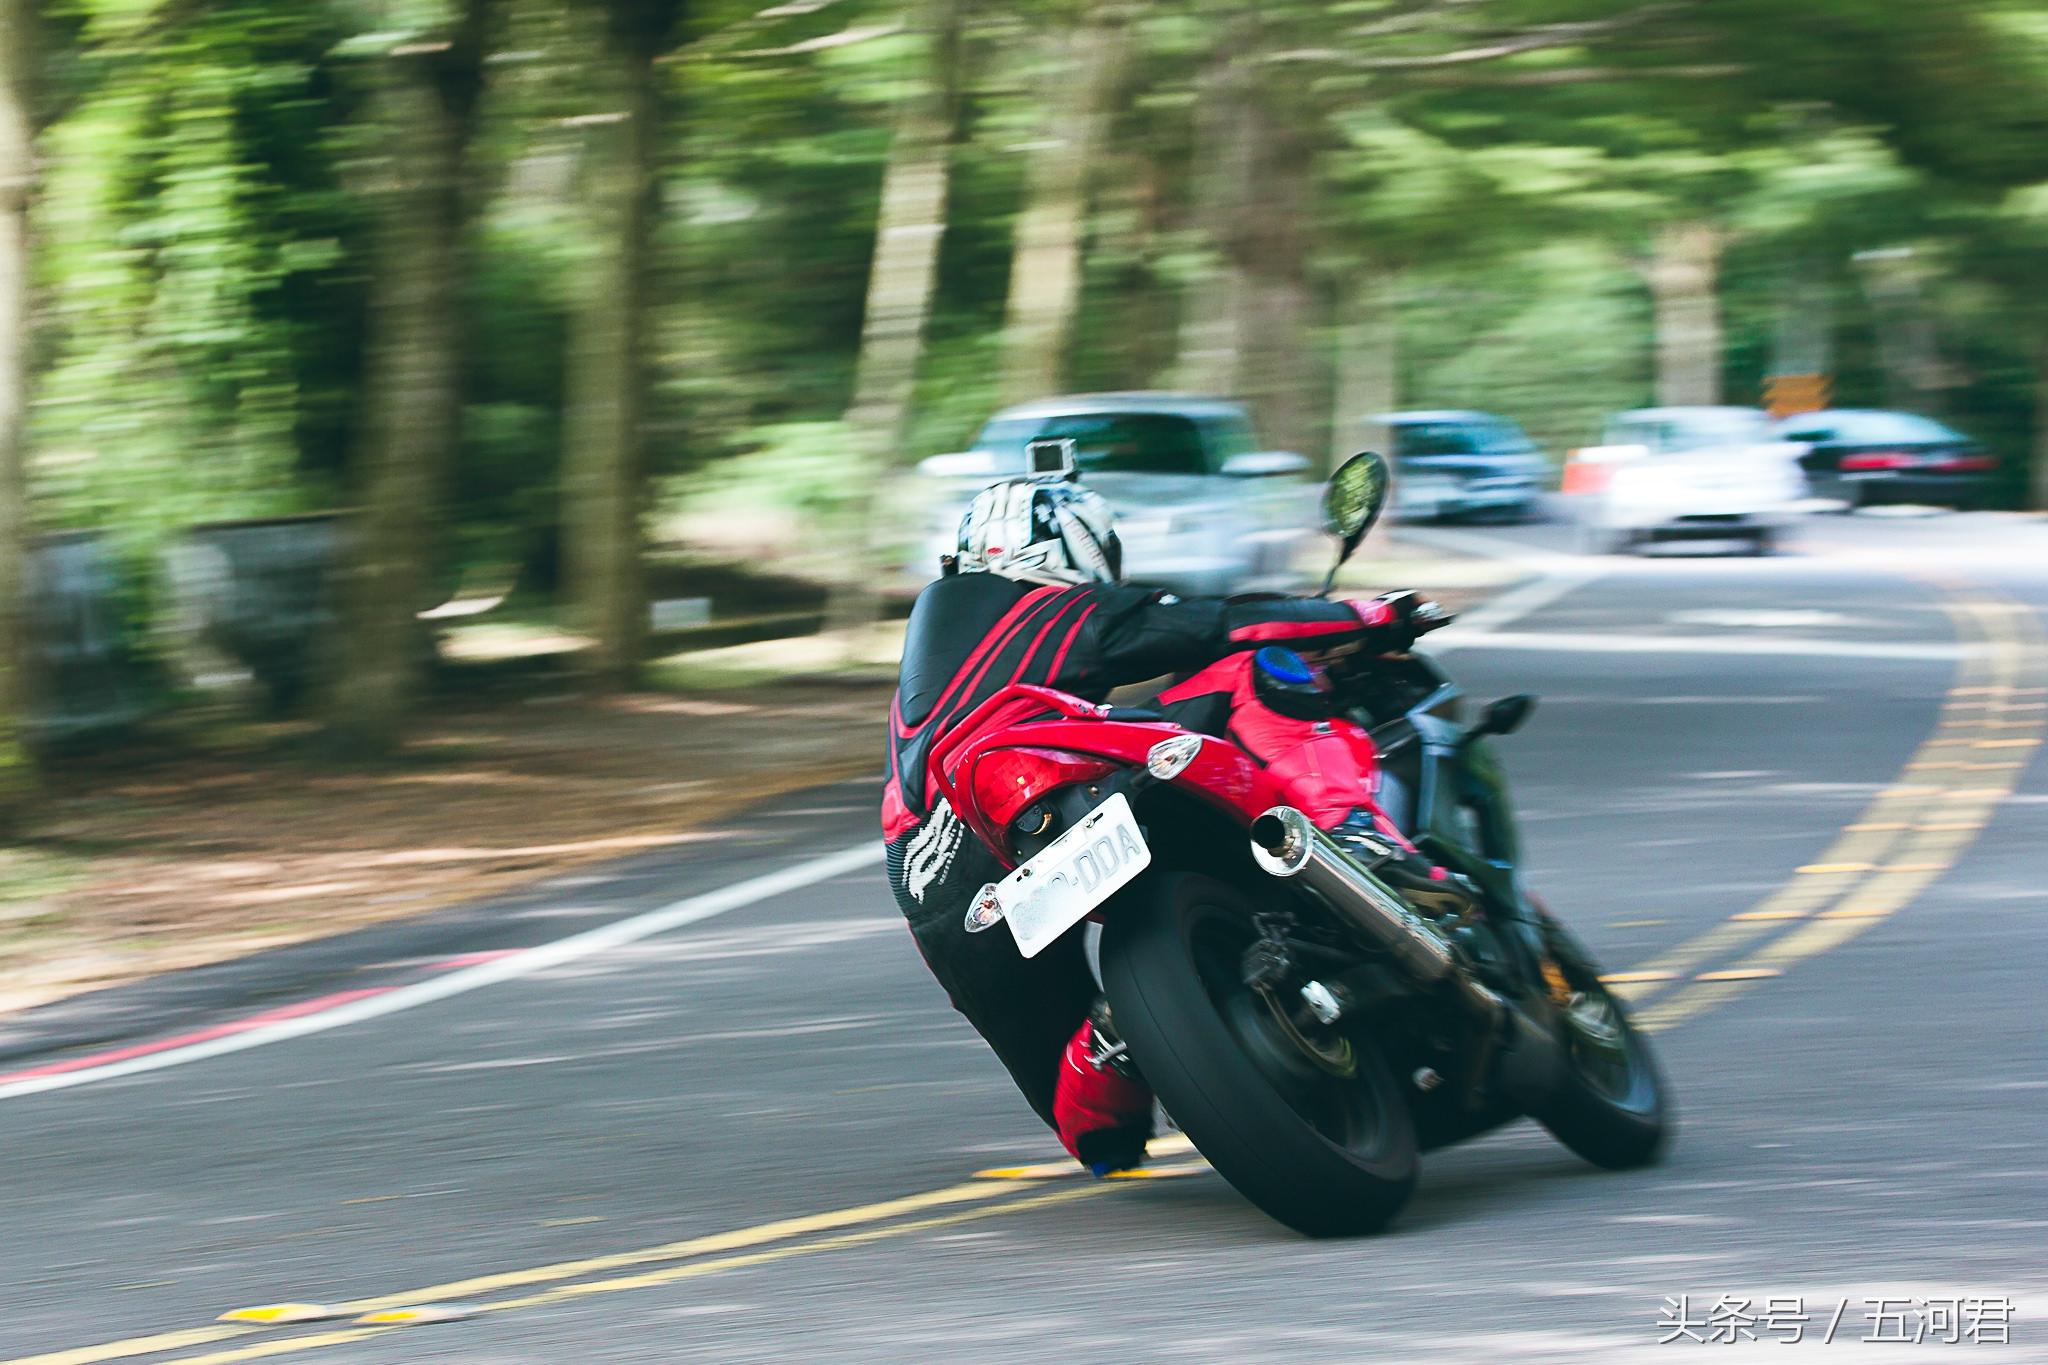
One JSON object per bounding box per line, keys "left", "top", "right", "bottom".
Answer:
{"left": 3, "top": 509, "right": 2045, "bottom": 1363}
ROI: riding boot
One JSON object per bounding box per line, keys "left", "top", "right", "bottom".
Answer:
{"left": 1052, "top": 998, "right": 1154, "bottom": 1175}
{"left": 1331, "top": 815, "right": 1482, "bottom": 922}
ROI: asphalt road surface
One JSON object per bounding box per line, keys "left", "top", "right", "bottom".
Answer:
{"left": 4, "top": 509, "right": 2045, "bottom": 1363}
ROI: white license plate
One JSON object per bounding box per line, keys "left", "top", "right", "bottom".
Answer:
{"left": 996, "top": 792, "right": 1151, "bottom": 958}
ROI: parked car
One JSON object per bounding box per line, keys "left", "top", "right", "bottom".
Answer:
{"left": 902, "top": 393, "right": 1318, "bottom": 596}
{"left": 1382, "top": 410, "right": 1548, "bottom": 522}
{"left": 1772, "top": 408, "right": 1994, "bottom": 509}
{"left": 1567, "top": 406, "right": 1805, "bottom": 555}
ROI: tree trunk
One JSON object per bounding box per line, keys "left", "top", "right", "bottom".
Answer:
{"left": 843, "top": 0, "right": 959, "bottom": 457}
{"left": 562, "top": 36, "right": 659, "bottom": 689}
{"left": 1109, "top": 144, "right": 1175, "bottom": 388}
{"left": 1174, "top": 39, "right": 1252, "bottom": 400}
{"left": 998, "top": 6, "right": 1127, "bottom": 404}
{"left": 1176, "top": 29, "right": 1320, "bottom": 456}
{"left": 1330, "top": 273, "right": 1399, "bottom": 467}
{"left": 0, "top": 0, "right": 36, "bottom": 825}
{"left": 1854, "top": 248, "right": 1948, "bottom": 417}
{"left": 324, "top": 21, "right": 487, "bottom": 752}
{"left": 1648, "top": 222, "right": 1724, "bottom": 407}
{"left": 825, "top": 0, "right": 961, "bottom": 639}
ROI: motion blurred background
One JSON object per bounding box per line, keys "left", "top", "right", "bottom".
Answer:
{"left": 2, "top": 0, "right": 2048, "bottom": 999}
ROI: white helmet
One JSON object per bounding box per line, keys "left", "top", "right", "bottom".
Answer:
{"left": 955, "top": 478, "right": 1122, "bottom": 585}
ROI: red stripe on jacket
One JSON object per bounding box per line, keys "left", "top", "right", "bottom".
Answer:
{"left": 896, "top": 586, "right": 1066, "bottom": 739}
{"left": 1045, "top": 602, "right": 1099, "bottom": 681}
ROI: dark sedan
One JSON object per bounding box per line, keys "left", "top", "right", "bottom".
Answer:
{"left": 1774, "top": 409, "right": 1994, "bottom": 509}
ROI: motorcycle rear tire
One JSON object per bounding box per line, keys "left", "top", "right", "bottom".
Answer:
{"left": 1101, "top": 870, "right": 1417, "bottom": 1237}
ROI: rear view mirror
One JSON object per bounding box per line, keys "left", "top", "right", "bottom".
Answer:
{"left": 1320, "top": 453, "right": 1390, "bottom": 588}
{"left": 1476, "top": 694, "right": 1536, "bottom": 739}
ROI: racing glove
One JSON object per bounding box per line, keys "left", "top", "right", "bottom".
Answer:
{"left": 1349, "top": 590, "right": 1455, "bottom": 649}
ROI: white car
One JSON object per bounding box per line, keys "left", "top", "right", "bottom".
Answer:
{"left": 1569, "top": 406, "right": 1806, "bottom": 555}
{"left": 900, "top": 393, "right": 1319, "bottom": 596}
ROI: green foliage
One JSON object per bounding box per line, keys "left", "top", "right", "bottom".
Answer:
{"left": 17, "top": 0, "right": 2048, "bottom": 677}
{"left": 1402, "top": 239, "right": 1653, "bottom": 452}
{"left": 32, "top": 1, "right": 360, "bottom": 555}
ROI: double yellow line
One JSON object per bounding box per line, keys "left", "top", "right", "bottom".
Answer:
{"left": 1611, "top": 587, "right": 2046, "bottom": 1032}
{"left": 10, "top": 1179, "right": 1123, "bottom": 1365}
{"left": 14, "top": 585, "right": 2045, "bottom": 1365}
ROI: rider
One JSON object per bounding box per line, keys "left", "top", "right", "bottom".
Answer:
{"left": 882, "top": 473, "right": 1449, "bottom": 1174}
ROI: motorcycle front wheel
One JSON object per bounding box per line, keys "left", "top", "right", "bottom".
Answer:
{"left": 1531, "top": 918, "right": 1672, "bottom": 1169}
{"left": 1100, "top": 870, "right": 1417, "bottom": 1237}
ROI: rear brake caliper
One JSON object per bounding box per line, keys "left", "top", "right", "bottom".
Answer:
{"left": 1242, "top": 912, "right": 1357, "bottom": 1079}
{"left": 1241, "top": 911, "right": 1296, "bottom": 993}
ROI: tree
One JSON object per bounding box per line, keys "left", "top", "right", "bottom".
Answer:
{"left": 1175, "top": 6, "right": 1322, "bottom": 456}
{"left": 998, "top": 1, "right": 1129, "bottom": 404}
{"left": 0, "top": 0, "right": 36, "bottom": 827}
{"left": 324, "top": 2, "right": 493, "bottom": 750}
{"left": 842, "top": 0, "right": 964, "bottom": 469}
{"left": 820, "top": 0, "right": 964, "bottom": 639}
{"left": 1648, "top": 221, "right": 1724, "bottom": 405}
{"left": 1174, "top": 0, "right": 1736, "bottom": 458}
{"left": 560, "top": 0, "right": 685, "bottom": 689}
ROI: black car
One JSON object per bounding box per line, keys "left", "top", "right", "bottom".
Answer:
{"left": 1773, "top": 409, "right": 1994, "bottom": 509}
{"left": 1383, "top": 410, "right": 1547, "bottom": 522}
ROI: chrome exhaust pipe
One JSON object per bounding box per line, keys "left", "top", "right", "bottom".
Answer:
{"left": 1251, "top": 805, "right": 1528, "bottom": 1108}
{"left": 1249, "top": 806, "right": 1457, "bottom": 984}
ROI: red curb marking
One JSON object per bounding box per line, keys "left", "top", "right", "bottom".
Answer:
{"left": 432, "top": 949, "right": 522, "bottom": 970}
{"left": 0, "top": 949, "right": 521, "bottom": 1088}
{"left": 0, "top": 987, "right": 394, "bottom": 1085}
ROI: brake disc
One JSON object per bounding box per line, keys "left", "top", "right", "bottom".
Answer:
{"left": 1254, "top": 984, "right": 1358, "bottom": 1079}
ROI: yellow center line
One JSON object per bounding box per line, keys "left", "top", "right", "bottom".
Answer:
{"left": 159, "top": 1184, "right": 1114, "bottom": 1365}
{"left": 149, "top": 1332, "right": 388, "bottom": 1365}
{"left": 339, "top": 1179, "right": 1023, "bottom": 1314}
{"left": 0, "top": 1180, "right": 1044, "bottom": 1365}
{"left": 14, "top": 593, "right": 2046, "bottom": 1365}
{"left": 1637, "top": 590, "right": 2044, "bottom": 1029}
{"left": 0, "top": 1332, "right": 248, "bottom": 1365}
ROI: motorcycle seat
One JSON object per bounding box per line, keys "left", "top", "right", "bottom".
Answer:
{"left": 1156, "top": 692, "right": 1233, "bottom": 740}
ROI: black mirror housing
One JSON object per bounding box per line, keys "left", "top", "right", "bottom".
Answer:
{"left": 1318, "top": 452, "right": 1390, "bottom": 593}
{"left": 1478, "top": 694, "right": 1537, "bottom": 738}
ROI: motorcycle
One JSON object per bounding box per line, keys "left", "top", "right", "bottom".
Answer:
{"left": 930, "top": 451, "right": 1671, "bottom": 1237}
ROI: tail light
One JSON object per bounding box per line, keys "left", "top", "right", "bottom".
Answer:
{"left": 1929, "top": 455, "right": 1994, "bottom": 472}
{"left": 969, "top": 747, "right": 1118, "bottom": 831}
{"left": 1839, "top": 451, "right": 1915, "bottom": 471}
{"left": 1560, "top": 453, "right": 1604, "bottom": 495}
{"left": 1560, "top": 444, "right": 1643, "bottom": 495}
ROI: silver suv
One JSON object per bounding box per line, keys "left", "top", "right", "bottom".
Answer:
{"left": 903, "top": 393, "right": 1318, "bottom": 596}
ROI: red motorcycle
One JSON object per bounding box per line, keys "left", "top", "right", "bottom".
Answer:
{"left": 931, "top": 453, "right": 1669, "bottom": 1236}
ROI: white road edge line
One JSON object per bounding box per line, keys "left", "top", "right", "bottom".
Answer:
{"left": 1443, "top": 630, "right": 1974, "bottom": 662}
{"left": 0, "top": 843, "right": 886, "bottom": 1101}
{"left": 1435, "top": 568, "right": 1604, "bottom": 643}
{"left": 1391, "top": 523, "right": 1606, "bottom": 643}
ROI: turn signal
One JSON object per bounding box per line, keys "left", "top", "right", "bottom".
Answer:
{"left": 1145, "top": 733, "right": 1205, "bottom": 781}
